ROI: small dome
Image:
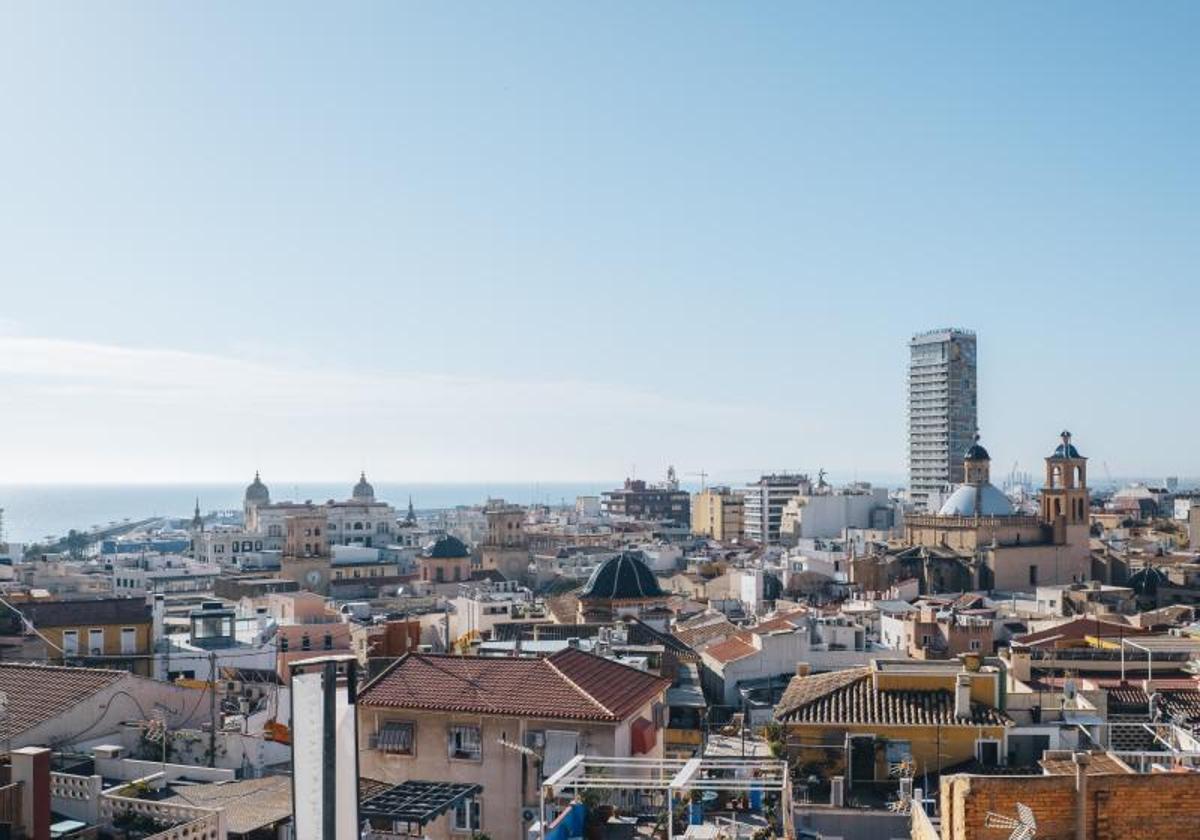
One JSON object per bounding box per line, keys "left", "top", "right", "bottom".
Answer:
{"left": 580, "top": 551, "right": 666, "bottom": 601}
{"left": 964, "top": 436, "right": 990, "bottom": 461}
{"left": 1050, "top": 430, "right": 1083, "bottom": 460}
{"left": 353, "top": 471, "right": 375, "bottom": 502}
{"left": 938, "top": 483, "right": 1015, "bottom": 517}
{"left": 245, "top": 472, "right": 270, "bottom": 504}
{"left": 426, "top": 535, "right": 469, "bottom": 559}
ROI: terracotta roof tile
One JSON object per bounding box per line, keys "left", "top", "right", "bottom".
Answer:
{"left": 673, "top": 618, "right": 737, "bottom": 650}
{"left": 165, "top": 777, "right": 291, "bottom": 834}
{"left": 358, "top": 648, "right": 669, "bottom": 722}
{"left": 776, "top": 668, "right": 1009, "bottom": 727}
{"left": 0, "top": 663, "right": 125, "bottom": 741}
{"left": 1017, "top": 617, "right": 1147, "bottom": 647}
{"left": 702, "top": 634, "right": 757, "bottom": 664}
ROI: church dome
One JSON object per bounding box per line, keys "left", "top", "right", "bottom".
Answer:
{"left": 1051, "top": 431, "right": 1083, "bottom": 460}
{"left": 352, "top": 472, "right": 375, "bottom": 502}
{"left": 244, "top": 472, "right": 270, "bottom": 504}
{"left": 426, "top": 535, "right": 469, "bottom": 559}
{"left": 938, "top": 483, "right": 1015, "bottom": 517}
{"left": 964, "top": 441, "right": 991, "bottom": 461}
{"left": 580, "top": 551, "right": 666, "bottom": 601}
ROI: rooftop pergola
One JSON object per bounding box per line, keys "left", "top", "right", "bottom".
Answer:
{"left": 360, "top": 780, "right": 482, "bottom": 837}
{"left": 1120, "top": 636, "right": 1200, "bottom": 682}
{"left": 541, "top": 755, "right": 793, "bottom": 840}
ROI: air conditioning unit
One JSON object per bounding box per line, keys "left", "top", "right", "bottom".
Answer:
{"left": 526, "top": 731, "right": 545, "bottom": 749}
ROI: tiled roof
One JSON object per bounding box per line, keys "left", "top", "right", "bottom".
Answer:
{"left": 753, "top": 609, "right": 807, "bottom": 633}
{"left": 165, "top": 777, "right": 291, "bottom": 834}
{"left": 0, "top": 663, "right": 124, "bottom": 740}
{"left": 358, "top": 647, "right": 669, "bottom": 722}
{"left": 23, "top": 598, "right": 151, "bottom": 628}
{"left": 1107, "top": 687, "right": 1200, "bottom": 723}
{"left": 1016, "top": 617, "right": 1146, "bottom": 647}
{"left": 700, "top": 610, "right": 807, "bottom": 664}
{"left": 703, "top": 636, "right": 757, "bottom": 664}
{"left": 673, "top": 617, "right": 737, "bottom": 650}
{"left": 776, "top": 668, "right": 1009, "bottom": 727}
{"left": 1040, "top": 753, "right": 1131, "bottom": 776}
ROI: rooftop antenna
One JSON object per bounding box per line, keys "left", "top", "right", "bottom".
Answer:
{"left": 985, "top": 802, "right": 1037, "bottom": 840}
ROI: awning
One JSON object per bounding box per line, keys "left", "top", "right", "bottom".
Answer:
{"left": 360, "top": 780, "right": 482, "bottom": 828}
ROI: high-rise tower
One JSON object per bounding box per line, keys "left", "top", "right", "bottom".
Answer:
{"left": 908, "top": 328, "right": 977, "bottom": 511}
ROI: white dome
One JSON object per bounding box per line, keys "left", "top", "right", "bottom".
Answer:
{"left": 938, "top": 483, "right": 1015, "bottom": 517}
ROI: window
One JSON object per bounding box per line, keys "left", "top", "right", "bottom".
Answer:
{"left": 280, "top": 637, "right": 289, "bottom": 652}
{"left": 301, "top": 634, "right": 311, "bottom": 651}
{"left": 88, "top": 628, "right": 104, "bottom": 655}
{"left": 970, "top": 639, "right": 982, "bottom": 651}
{"left": 376, "top": 721, "right": 415, "bottom": 756}
{"left": 976, "top": 739, "right": 1000, "bottom": 767}
{"left": 448, "top": 725, "right": 481, "bottom": 760}
{"left": 452, "top": 798, "right": 481, "bottom": 832}
{"left": 62, "top": 630, "right": 79, "bottom": 656}
{"left": 121, "top": 627, "right": 137, "bottom": 654}
{"left": 885, "top": 739, "right": 912, "bottom": 764}
{"left": 323, "top": 633, "right": 333, "bottom": 650}
{"left": 1029, "top": 565, "right": 1039, "bottom": 587}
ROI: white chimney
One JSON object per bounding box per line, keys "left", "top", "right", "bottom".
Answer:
{"left": 830, "top": 776, "right": 844, "bottom": 807}
{"left": 955, "top": 673, "right": 972, "bottom": 719}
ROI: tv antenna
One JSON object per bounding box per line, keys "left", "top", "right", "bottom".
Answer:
{"left": 985, "top": 802, "right": 1037, "bottom": 840}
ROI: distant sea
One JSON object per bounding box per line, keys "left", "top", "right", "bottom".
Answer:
{"left": 0, "top": 482, "right": 617, "bottom": 544}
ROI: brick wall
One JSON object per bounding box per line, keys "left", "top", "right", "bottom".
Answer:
{"left": 940, "top": 771, "right": 1200, "bottom": 839}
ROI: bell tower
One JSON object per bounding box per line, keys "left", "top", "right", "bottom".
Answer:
{"left": 963, "top": 434, "right": 991, "bottom": 485}
{"left": 1042, "top": 430, "right": 1089, "bottom": 527}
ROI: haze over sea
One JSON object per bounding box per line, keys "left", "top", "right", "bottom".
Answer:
{"left": 0, "top": 482, "right": 622, "bottom": 544}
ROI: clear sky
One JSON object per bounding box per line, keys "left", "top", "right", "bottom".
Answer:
{"left": 1, "top": 3, "right": 1197, "bottom": 485}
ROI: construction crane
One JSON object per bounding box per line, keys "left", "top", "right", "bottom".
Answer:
{"left": 686, "top": 470, "right": 709, "bottom": 491}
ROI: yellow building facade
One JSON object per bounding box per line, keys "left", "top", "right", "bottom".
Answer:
{"left": 691, "top": 487, "right": 745, "bottom": 542}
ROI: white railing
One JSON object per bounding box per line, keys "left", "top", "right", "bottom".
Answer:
{"left": 100, "top": 793, "right": 224, "bottom": 839}
{"left": 145, "top": 811, "right": 223, "bottom": 840}
{"left": 50, "top": 772, "right": 103, "bottom": 823}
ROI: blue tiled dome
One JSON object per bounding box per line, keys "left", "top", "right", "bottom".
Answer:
{"left": 427, "top": 535, "right": 469, "bottom": 559}
{"left": 580, "top": 551, "right": 666, "bottom": 600}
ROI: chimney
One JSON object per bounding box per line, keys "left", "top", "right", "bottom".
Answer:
{"left": 795, "top": 662, "right": 811, "bottom": 678}
{"left": 1009, "top": 648, "right": 1032, "bottom": 683}
{"left": 830, "top": 776, "right": 844, "bottom": 807}
{"left": 12, "top": 747, "right": 50, "bottom": 840}
{"left": 152, "top": 593, "right": 165, "bottom": 639}
{"left": 955, "top": 673, "right": 972, "bottom": 719}
{"left": 1073, "top": 752, "right": 1090, "bottom": 840}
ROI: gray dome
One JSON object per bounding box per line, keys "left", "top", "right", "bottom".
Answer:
{"left": 938, "top": 483, "right": 1015, "bottom": 517}
{"left": 245, "top": 472, "right": 270, "bottom": 504}
{"left": 352, "top": 472, "right": 375, "bottom": 502}
{"left": 580, "top": 551, "right": 666, "bottom": 601}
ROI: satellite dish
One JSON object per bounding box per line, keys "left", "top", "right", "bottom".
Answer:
{"left": 985, "top": 802, "right": 1037, "bottom": 840}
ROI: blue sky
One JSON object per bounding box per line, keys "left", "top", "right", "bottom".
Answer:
{"left": 0, "top": 3, "right": 1197, "bottom": 484}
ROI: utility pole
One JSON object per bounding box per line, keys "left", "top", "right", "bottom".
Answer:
{"left": 208, "top": 651, "right": 217, "bottom": 767}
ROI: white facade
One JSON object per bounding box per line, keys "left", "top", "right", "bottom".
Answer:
{"left": 908, "top": 328, "right": 977, "bottom": 511}
{"left": 112, "top": 564, "right": 221, "bottom": 597}
{"left": 783, "top": 487, "right": 894, "bottom": 540}
{"left": 743, "top": 474, "right": 812, "bottom": 543}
